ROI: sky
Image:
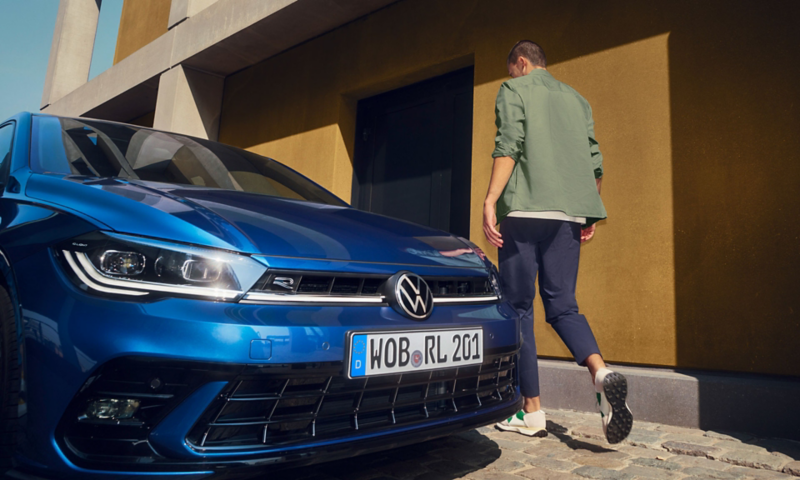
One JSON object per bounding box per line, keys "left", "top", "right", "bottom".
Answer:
{"left": 0, "top": 0, "right": 123, "bottom": 121}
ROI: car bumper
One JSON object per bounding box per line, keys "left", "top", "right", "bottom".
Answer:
{"left": 13, "top": 251, "right": 520, "bottom": 479}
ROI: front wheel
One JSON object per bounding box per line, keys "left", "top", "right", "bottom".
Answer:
{"left": 0, "top": 285, "right": 20, "bottom": 470}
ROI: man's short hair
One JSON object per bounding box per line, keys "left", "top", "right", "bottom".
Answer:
{"left": 507, "top": 40, "right": 547, "bottom": 67}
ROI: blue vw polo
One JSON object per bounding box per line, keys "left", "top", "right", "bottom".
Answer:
{"left": 0, "top": 113, "right": 521, "bottom": 479}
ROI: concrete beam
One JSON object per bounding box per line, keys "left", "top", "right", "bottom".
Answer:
{"left": 153, "top": 65, "right": 224, "bottom": 140}
{"left": 43, "top": 29, "right": 175, "bottom": 121}
{"left": 538, "top": 359, "right": 800, "bottom": 440}
{"left": 168, "top": 0, "right": 220, "bottom": 30}
{"left": 41, "top": 0, "right": 102, "bottom": 109}
{"left": 175, "top": 0, "right": 399, "bottom": 75}
{"left": 42, "top": 0, "right": 400, "bottom": 120}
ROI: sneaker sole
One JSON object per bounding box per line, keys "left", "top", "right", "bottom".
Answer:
{"left": 495, "top": 422, "right": 548, "bottom": 437}
{"left": 603, "top": 372, "right": 633, "bottom": 444}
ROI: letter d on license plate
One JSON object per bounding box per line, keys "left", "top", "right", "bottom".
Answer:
{"left": 348, "top": 328, "right": 483, "bottom": 378}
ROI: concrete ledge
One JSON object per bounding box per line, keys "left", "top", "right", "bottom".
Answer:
{"left": 538, "top": 358, "right": 800, "bottom": 440}
{"left": 42, "top": 29, "right": 175, "bottom": 120}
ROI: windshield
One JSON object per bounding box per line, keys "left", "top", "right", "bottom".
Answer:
{"left": 30, "top": 115, "right": 346, "bottom": 206}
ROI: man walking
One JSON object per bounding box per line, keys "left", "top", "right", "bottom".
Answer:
{"left": 484, "top": 41, "right": 632, "bottom": 444}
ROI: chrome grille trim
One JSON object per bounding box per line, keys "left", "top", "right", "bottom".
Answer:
{"left": 432, "top": 295, "right": 500, "bottom": 304}
{"left": 241, "top": 292, "right": 386, "bottom": 304}
{"left": 243, "top": 269, "right": 501, "bottom": 305}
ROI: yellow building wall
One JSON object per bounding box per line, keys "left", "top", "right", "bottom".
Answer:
{"left": 217, "top": 0, "right": 800, "bottom": 376}
{"left": 113, "top": 0, "right": 171, "bottom": 64}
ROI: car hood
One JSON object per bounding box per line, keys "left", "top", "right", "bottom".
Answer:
{"left": 26, "top": 174, "right": 485, "bottom": 268}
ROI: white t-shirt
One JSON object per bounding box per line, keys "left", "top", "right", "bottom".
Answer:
{"left": 507, "top": 210, "right": 586, "bottom": 225}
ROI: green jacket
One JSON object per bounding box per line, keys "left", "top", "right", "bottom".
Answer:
{"left": 492, "top": 69, "right": 607, "bottom": 226}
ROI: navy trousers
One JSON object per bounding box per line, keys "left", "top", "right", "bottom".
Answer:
{"left": 498, "top": 217, "right": 602, "bottom": 398}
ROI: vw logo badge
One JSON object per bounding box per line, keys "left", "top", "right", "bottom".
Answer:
{"left": 385, "top": 271, "right": 434, "bottom": 320}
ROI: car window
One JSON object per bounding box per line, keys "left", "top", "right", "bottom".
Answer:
{"left": 0, "top": 122, "right": 14, "bottom": 175}
{"left": 29, "top": 115, "right": 346, "bottom": 206}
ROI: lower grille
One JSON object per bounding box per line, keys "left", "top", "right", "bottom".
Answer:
{"left": 186, "top": 352, "right": 516, "bottom": 451}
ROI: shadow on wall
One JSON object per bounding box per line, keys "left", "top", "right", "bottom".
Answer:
{"left": 666, "top": 2, "right": 800, "bottom": 377}
{"left": 666, "top": 1, "right": 800, "bottom": 435}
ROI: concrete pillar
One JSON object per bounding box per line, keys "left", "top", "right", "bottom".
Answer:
{"left": 168, "top": 0, "right": 220, "bottom": 29}
{"left": 41, "top": 0, "right": 102, "bottom": 109}
{"left": 153, "top": 65, "right": 224, "bottom": 140}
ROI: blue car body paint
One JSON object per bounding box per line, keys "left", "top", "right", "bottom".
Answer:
{"left": 0, "top": 113, "right": 521, "bottom": 479}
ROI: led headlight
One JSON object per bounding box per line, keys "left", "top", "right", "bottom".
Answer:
{"left": 58, "top": 232, "right": 267, "bottom": 300}
{"left": 101, "top": 251, "right": 146, "bottom": 276}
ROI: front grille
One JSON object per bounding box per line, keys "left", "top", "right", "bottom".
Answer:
{"left": 251, "top": 270, "right": 497, "bottom": 299}
{"left": 186, "top": 352, "right": 517, "bottom": 451}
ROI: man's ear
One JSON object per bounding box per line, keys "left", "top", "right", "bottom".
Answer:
{"left": 518, "top": 56, "right": 530, "bottom": 74}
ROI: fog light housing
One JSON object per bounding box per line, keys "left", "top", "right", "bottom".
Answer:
{"left": 84, "top": 398, "right": 140, "bottom": 421}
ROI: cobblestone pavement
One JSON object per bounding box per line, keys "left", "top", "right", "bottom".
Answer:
{"left": 263, "top": 409, "right": 800, "bottom": 480}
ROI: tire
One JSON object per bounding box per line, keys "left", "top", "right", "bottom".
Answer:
{"left": 0, "top": 285, "right": 20, "bottom": 470}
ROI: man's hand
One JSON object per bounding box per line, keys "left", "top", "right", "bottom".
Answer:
{"left": 580, "top": 224, "right": 596, "bottom": 243}
{"left": 482, "top": 156, "right": 516, "bottom": 249}
{"left": 483, "top": 202, "right": 503, "bottom": 248}
{"left": 580, "top": 177, "right": 602, "bottom": 243}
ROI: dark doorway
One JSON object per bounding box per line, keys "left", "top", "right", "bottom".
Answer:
{"left": 352, "top": 67, "right": 474, "bottom": 238}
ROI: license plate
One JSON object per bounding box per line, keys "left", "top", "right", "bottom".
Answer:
{"left": 347, "top": 328, "right": 483, "bottom": 378}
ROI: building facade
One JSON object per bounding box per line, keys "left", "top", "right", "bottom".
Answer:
{"left": 41, "top": 0, "right": 800, "bottom": 433}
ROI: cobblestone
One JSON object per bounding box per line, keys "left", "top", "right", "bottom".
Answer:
{"left": 664, "top": 433, "right": 719, "bottom": 446}
{"left": 260, "top": 409, "right": 798, "bottom": 480}
{"left": 619, "top": 465, "right": 682, "bottom": 479}
{"left": 681, "top": 467, "right": 746, "bottom": 479}
{"left": 526, "top": 456, "right": 580, "bottom": 472}
{"left": 566, "top": 437, "right": 628, "bottom": 456}
{"left": 673, "top": 455, "right": 732, "bottom": 470}
{"left": 623, "top": 431, "right": 665, "bottom": 448}
{"left": 725, "top": 466, "right": 795, "bottom": 478}
{"left": 462, "top": 472, "right": 526, "bottom": 480}
{"left": 517, "top": 466, "right": 581, "bottom": 479}
{"left": 630, "top": 420, "right": 662, "bottom": 431}
{"left": 784, "top": 461, "right": 800, "bottom": 476}
{"left": 656, "top": 424, "right": 708, "bottom": 435}
{"left": 662, "top": 441, "right": 722, "bottom": 457}
{"left": 572, "top": 425, "right": 608, "bottom": 441}
{"left": 485, "top": 450, "right": 536, "bottom": 472}
{"left": 572, "top": 465, "right": 634, "bottom": 479}
{"left": 714, "top": 450, "right": 791, "bottom": 471}
{"left": 713, "top": 440, "right": 771, "bottom": 453}
{"left": 617, "top": 445, "right": 674, "bottom": 460}
{"left": 631, "top": 457, "right": 683, "bottom": 471}
{"left": 493, "top": 437, "right": 545, "bottom": 452}
{"left": 571, "top": 453, "right": 626, "bottom": 469}
{"left": 524, "top": 446, "right": 579, "bottom": 461}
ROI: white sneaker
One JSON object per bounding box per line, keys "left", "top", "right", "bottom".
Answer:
{"left": 495, "top": 409, "right": 548, "bottom": 437}
{"left": 595, "top": 368, "right": 633, "bottom": 444}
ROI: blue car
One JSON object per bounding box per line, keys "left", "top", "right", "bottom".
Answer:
{"left": 0, "top": 113, "right": 521, "bottom": 479}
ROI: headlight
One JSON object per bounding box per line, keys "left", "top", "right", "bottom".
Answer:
{"left": 57, "top": 232, "right": 267, "bottom": 301}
